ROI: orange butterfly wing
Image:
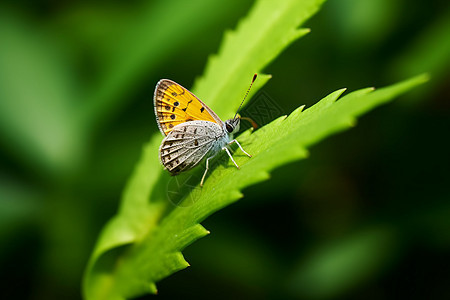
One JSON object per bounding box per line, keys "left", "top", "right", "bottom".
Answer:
{"left": 154, "top": 79, "right": 222, "bottom": 136}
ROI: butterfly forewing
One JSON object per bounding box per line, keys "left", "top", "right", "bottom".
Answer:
{"left": 154, "top": 80, "right": 222, "bottom": 136}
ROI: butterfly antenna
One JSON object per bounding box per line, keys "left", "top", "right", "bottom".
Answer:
{"left": 233, "top": 73, "right": 257, "bottom": 120}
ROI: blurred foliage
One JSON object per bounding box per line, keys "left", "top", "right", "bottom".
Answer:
{"left": 0, "top": 0, "right": 448, "bottom": 299}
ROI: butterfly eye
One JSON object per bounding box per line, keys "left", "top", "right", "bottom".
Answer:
{"left": 226, "top": 123, "right": 234, "bottom": 133}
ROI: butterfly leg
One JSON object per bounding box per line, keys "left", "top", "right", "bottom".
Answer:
{"left": 200, "top": 156, "right": 214, "bottom": 187}
{"left": 222, "top": 146, "right": 240, "bottom": 169}
{"left": 228, "top": 139, "right": 252, "bottom": 158}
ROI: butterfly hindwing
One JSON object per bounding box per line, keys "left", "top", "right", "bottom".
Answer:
{"left": 154, "top": 79, "right": 222, "bottom": 136}
{"left": 159, "top": 120, "right": 223, "bottom": 174}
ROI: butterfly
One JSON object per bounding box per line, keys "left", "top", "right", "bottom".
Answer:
{"left": 154, "top": 74, "right": 257, "bottom": 186}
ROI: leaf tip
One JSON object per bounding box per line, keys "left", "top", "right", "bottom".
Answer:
{"left": 149, "top": 283, "right": 158, "bottom": 294}
{"left": 258, "top": 73, "right": 273, "bottom": 79}
{"left": 415, "top": 72, "right": 431, "bottom": 83}
{"left": 295, "top": 28, "right": 311, "bottom": 38}
{"left": 179, "top": 256, "right": 191, "bottom": 268}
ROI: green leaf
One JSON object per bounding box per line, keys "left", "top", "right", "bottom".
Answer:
{"left": 388, "top": 9, "right": 450, "bottom": 93}
{"left": 192, "top": 0, "right": 325, "bottom": 118}
{"left": 287, "top": 226, "right": 398, "bottom": 299}
{"left": 84, "top": 0, "right": 327, "bottom": 298}
{"left": 83, "top": 0, "right": 429, "bottom": 298}
{"left": 84, "top": 71, "right": 428, "bottom": 298}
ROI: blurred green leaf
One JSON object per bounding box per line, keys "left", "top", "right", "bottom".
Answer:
{"left": 328, "top": 0, "right": 400, "bottom": 50}
{"left": 0, "top": 177, "right": 41, "bottom": 233}
{"left": 0, "top": 12, "right": 83, "bottom": 175}
{"left": 389, "top": 9, "right": 450, "bottom": 81}
{"left": 287, "top": 226, "right": 398, "bottom": 299}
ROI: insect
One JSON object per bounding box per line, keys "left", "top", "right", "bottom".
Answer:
{"left": 154, "top": 74, "right": 257, "bottom": 186}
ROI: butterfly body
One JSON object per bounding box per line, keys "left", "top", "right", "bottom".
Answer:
{"left": 154, "top": 78, "right": 252, "bottom": 186}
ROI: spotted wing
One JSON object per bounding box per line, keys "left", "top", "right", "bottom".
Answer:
{"left": 159, "top": 121, "right": 223, "bottom": 175}
{"left": 154, "top": 79, "right": 222, "bottom": 136}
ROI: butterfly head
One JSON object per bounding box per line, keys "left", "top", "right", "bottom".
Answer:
{"left": 224, "top": 117, "right": 240, "bottom": 135}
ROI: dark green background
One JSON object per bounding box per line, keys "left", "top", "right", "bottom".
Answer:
{"left": 0, "top": 0, "right": 449, "bottom": 299}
